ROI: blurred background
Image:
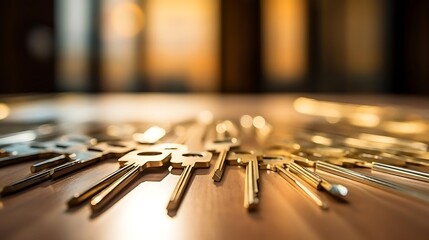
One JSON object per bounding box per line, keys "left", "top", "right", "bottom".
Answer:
{"left": 0, "top": 0, "right": 428, "bottom": 94}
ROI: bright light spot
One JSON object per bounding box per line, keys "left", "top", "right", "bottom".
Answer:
{"left": 0, "top": 103, "right": 10, "bottom": 120}
{"left": 325, "top": 115, "right": 340, "bottom": 123}
{"left": 382, "top": 121, "right": 427, "bottom": 135}
{"left": 311, "top": 135, "right": 332, "bottom": 146}
{"left": 133, "top": 126, "right": 166, "bottom": 144}
{"left": 106, "top": 1, "right": 145, "bottom": 38}
{"left": 240, "top": 115, "right": 253, "bottom": 128}
{"left": 253, "top": 116, "right": 266, "bottom": 129}
{"left": 216, "top": 122, "right": 227, "bottom": 134}
{"left": 293, "top": 97, "right": 317, "bottom": 114}
{"left": 349, "top": 112, "right": 380, "bottom": 127}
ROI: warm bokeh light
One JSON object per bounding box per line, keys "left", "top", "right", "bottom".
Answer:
{"left": 102, "top": 0, "right": 144, "bottom": 91}
{"left": 348, "top": 112, "right": 380, "bottom": 127}
{"left": 253, "top": 116, "right": 266, "bottom": 129}
{"left": 0, "top": 103, "right": 10, "bottom": 120}
{"left": 105, "top": 1, "right": 145, "bottom": 38}
{"left": 133, "top": 126, "right": 166, "bottom": 144}
{"left": 358, "top": 133, "right": 427, "bottom": 151}
{"left": 311, "top": 135, "right": 333, "bottom": 146}
{"left": 345, "top": 0, "right": 383, "bottom": 76}
{"left": 240, "top": 115, "right": 253, "bottom": 129}
{"left": 293, "top": 97, "right": 343, "bottom": 119}
{"left": 144, "top": 0, "right": 219, "bottom": 91}
{"left": 263, "top": 0, "right": 307, "bottom": 83}
{"left": 382, "top": 121, "right": 427, "bottom": 135}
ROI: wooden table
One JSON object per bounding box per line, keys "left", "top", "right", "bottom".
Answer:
{"left": 1, "top": 94, "right": 429, "bottom": 240}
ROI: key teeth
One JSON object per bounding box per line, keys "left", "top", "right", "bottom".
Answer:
{"left": 321, "top": 202, "right": 329, "bottom": 210}
{"left": 0, "top": 186, "right": 13, "bottom": 197}
{"left": 166, "top": 201, "right": 178, "bottom": 213}
{"left": 246, "top": 199, "right": 259, "bottom": 211}
{"left": 212, "top": 170, "right": 223, "bottom": 182}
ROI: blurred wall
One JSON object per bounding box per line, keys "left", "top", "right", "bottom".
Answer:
{"left": 0, "top": 0, "right": 428, "bottom": 94}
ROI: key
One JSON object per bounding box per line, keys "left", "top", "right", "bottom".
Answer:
{"left": 30, "top": 141, "right": 88, "bottom": 172}
{"left": 0, "top": 134, "right": 96, "bottom": 168}
{"left": 205, "top": 137, "right": 240, "bottom": 182}
{"left": 299, "top": 147, "right": 429, "bottom": 183}
{"left": 166, "top": 151, "right": 212, "bottom": 213}
{"left": 90, "top": 149, "right": 172, "bottom": 212}
{"left": 0, "top": 141, "right": 135, "bottom": 196}
{"left": 316, "top": 161, "right": 429, "bottom": 205}
{"left": 259, "top": 155, "right": 329, "bottom": 210}
{"left": 227, "top": 150, "right": 260, "bottom": 210}
{"left": 288, "top": 162, "right": 348, "bottom": 199}
{"left": 67, "top": 143, "right": 187, "bottom": 207}
{"left": 0, "top": 151, "right": 101, "bottom": 196}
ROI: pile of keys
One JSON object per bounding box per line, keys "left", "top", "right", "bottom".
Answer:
{"left": 1, "top": 109, "right": 429, "bottom": 216}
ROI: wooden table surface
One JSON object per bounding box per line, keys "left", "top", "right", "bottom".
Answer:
{"left": 1, "top": 94, "right": 429, "bottom": 240}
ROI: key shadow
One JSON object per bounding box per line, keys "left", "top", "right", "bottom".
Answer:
{"left": 89, "top": 165, "right": 170, "bottom": 219}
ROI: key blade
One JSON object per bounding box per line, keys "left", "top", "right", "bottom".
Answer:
{"left": 316, "top": 161, "right": 429, "bottom": 205}
{"left": 276, "top": 166, "right": 328, "bottom": 210}
{"left": 0, "top": 170, "right": 51, "bottom": 196}
{"left": 50, "top": 151, "right": 102, "bottom": 179}
{"left": 91, "top": 164, "right": 140, "bottom": 212}
{"left": 167, "top": 164, "right": 194, "bottom": 213}
{"left": 31, "top": 154, "right": 70, "bottom": 172}
{"left": 212, "top": 149, "right": 228, "bottom": 182}
{"left": 67, "top": 164, "right": 135, "bottom": 207}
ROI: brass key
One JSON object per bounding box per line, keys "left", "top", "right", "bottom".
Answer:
{"left": 68, "top": 143, "right": 186, "bottom": 207}
{"left": 205, "top": 137, "right": 240, "bottom": 182}
{"left": 288, "top": 162, "right": 348, "bottom": 199}
{"left": 227, "top": 150, "right": 260, "bottom": 210}
{"left": 90, "top": 149, "right": 172, "bottom": 212}
{"left": 259, "top": 155, "right": 328, "bottom": 210}
{"left": 167, "top": 151, "right": 212, "bottom": 213}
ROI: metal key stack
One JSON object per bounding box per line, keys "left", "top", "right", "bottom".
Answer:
{"left": 1, "top": 99, "right": 429, "bottom": 219}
